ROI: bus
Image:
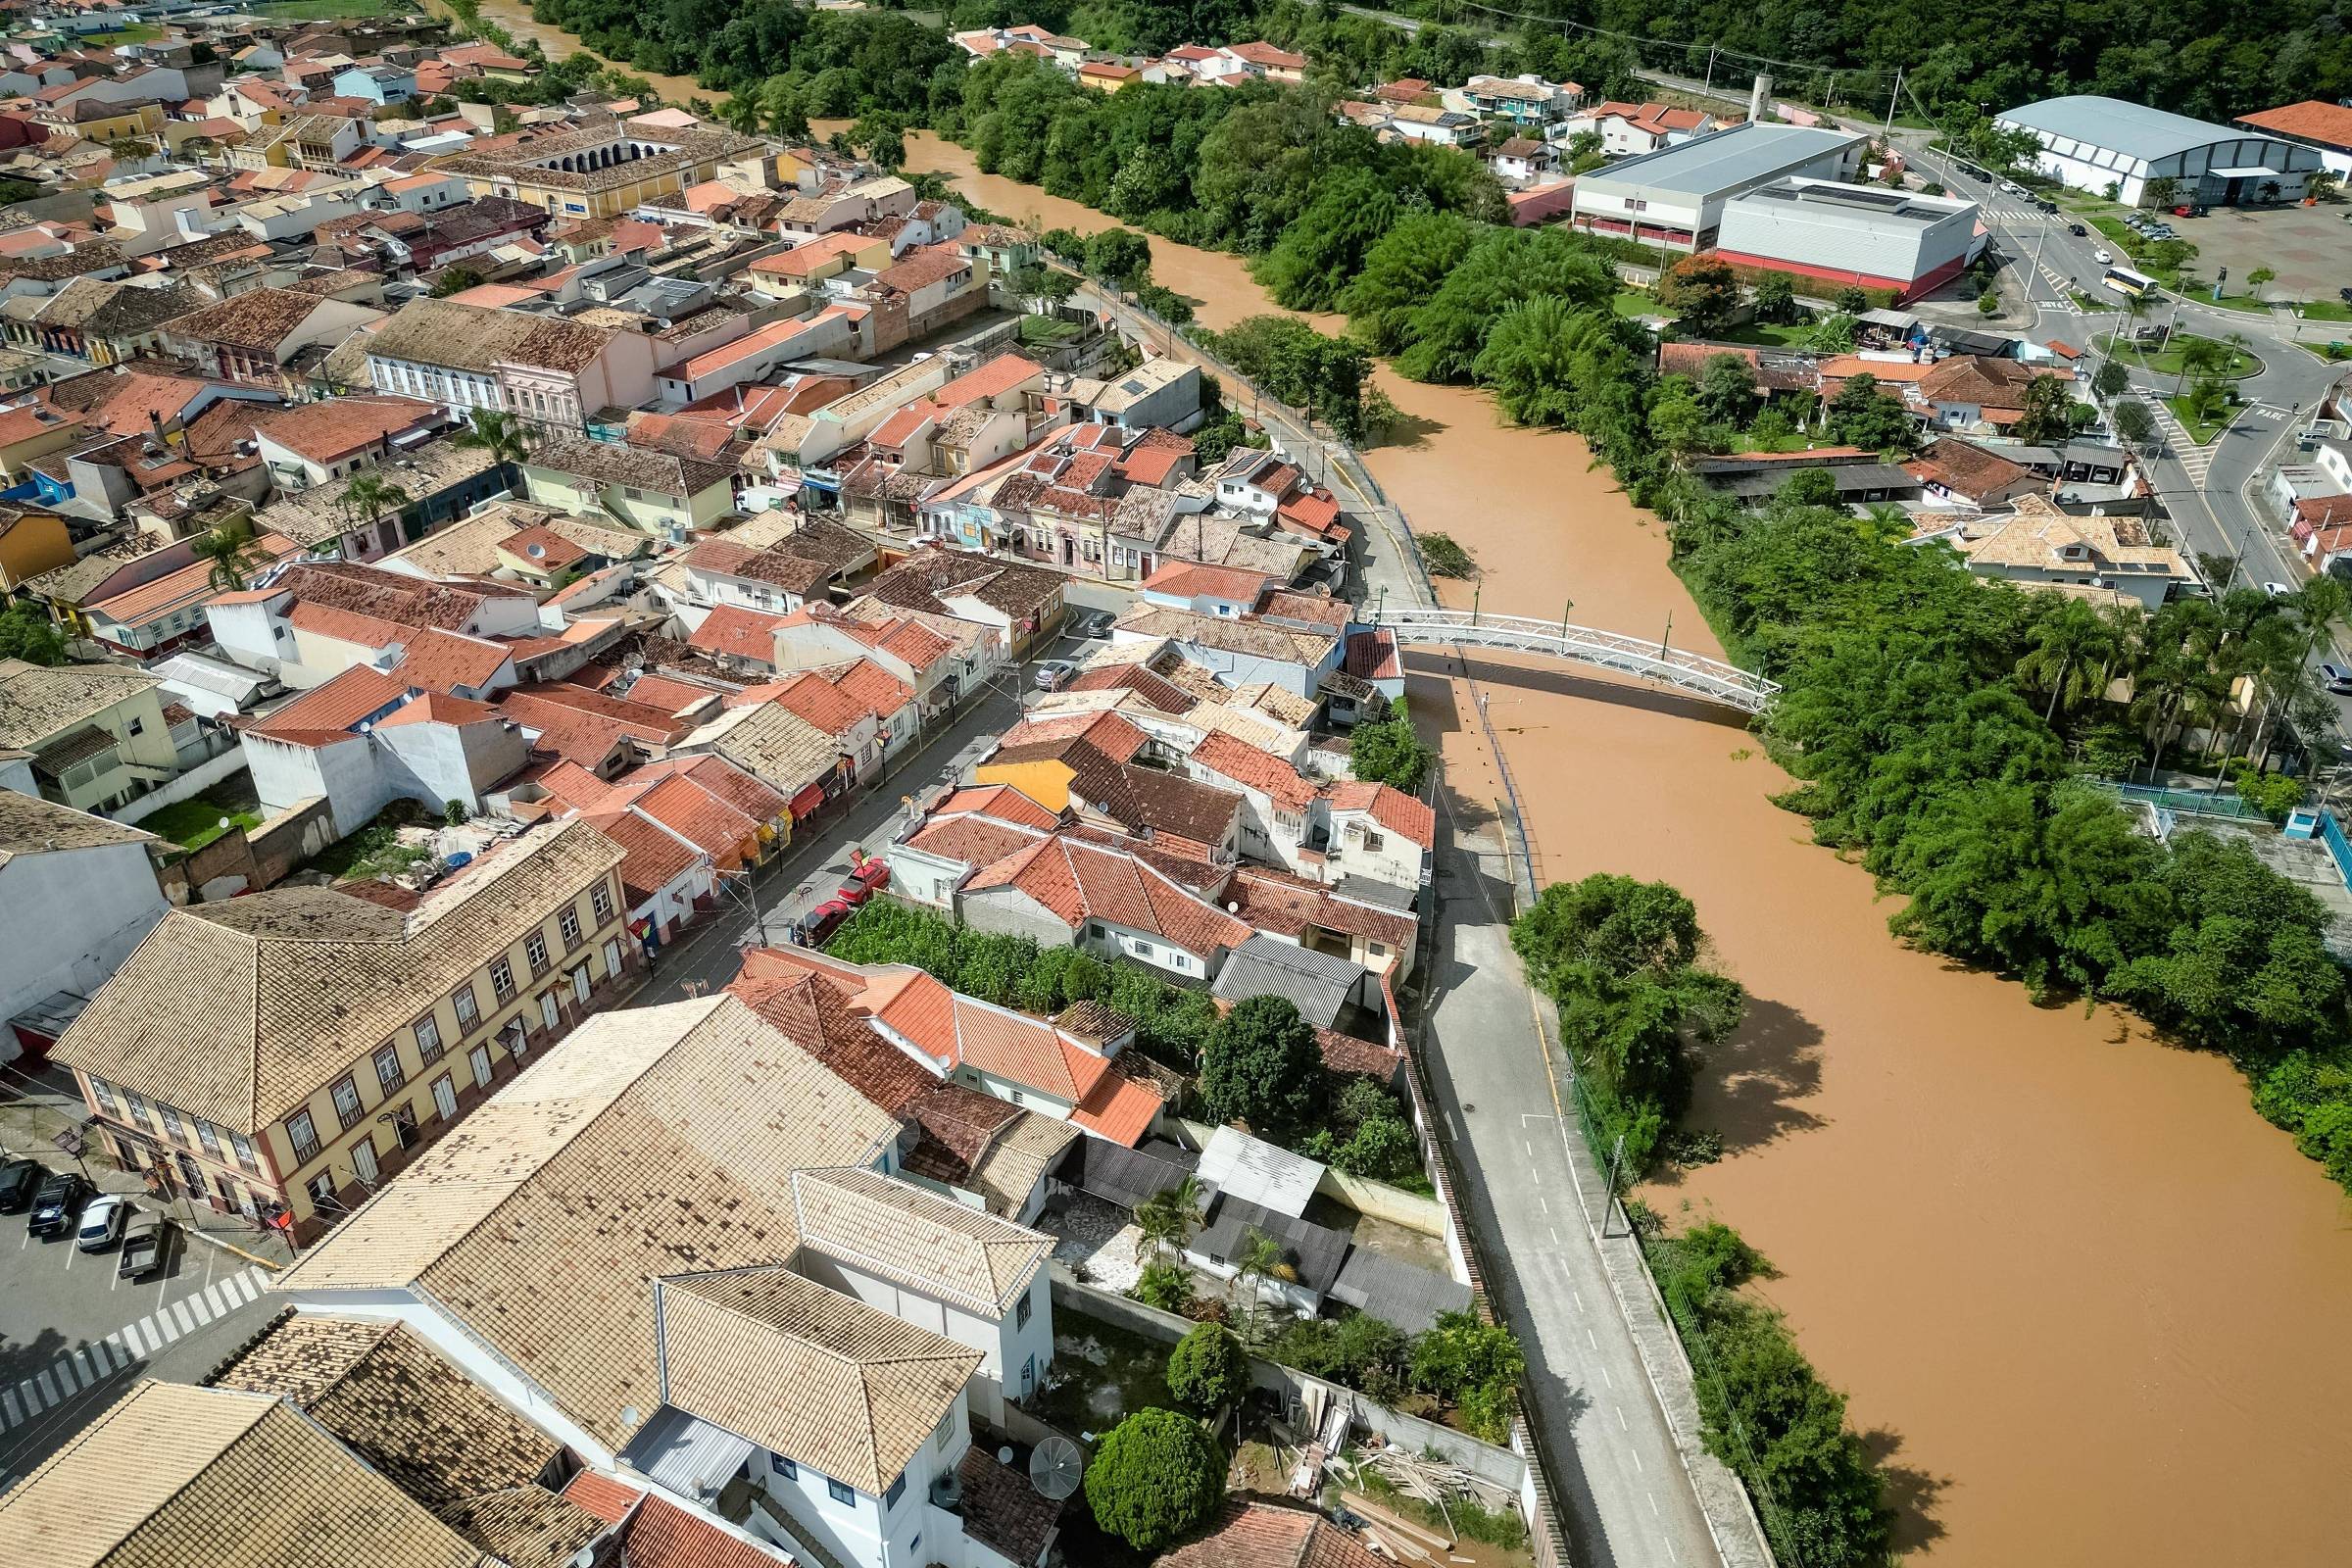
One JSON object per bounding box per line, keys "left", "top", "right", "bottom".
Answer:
{"left": 2103, "top": 264, "right": 2158, "bottom": 300}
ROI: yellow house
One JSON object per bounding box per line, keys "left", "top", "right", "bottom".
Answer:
{"left": 44, "top": 102, "right": 168, "bottom": 148}
{"left": 432, "top": 126, "right": 768, "bottom": 221}
{"left": 55, "top": 820, "right": 636, "bottom": 1249}
{"left": 0, "top": 403, "right": 87, "bottom": 481}
{"left": 0, "top": 505, "right": 77, "bottom": 592}
{"left": 0, "top": 660, "right": 181, "bottom": 815}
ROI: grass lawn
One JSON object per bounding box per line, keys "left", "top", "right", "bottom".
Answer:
{"left": 2105, "top": 332, "right": 2260, "bottom": 379}
{"left": 140, "top": 797, "right": 262, "bottom": 852}
{"left": 80, "top": 24, "right": 164, "bottom": 42}
{"left": 2291, "top": 299, "right": 2352, "bottom": 322}
{"left": 1610, "top": 288, "right": 1657, "bottom": 318}
{"left": 2167, "top": 394, "right": 2236, "bottom": 445}
{"left": 1016, "top": 314, "right": 1081, "bottom": 347}
{"left": 1717, "top": 320, "right": 1813, "bottom": 347}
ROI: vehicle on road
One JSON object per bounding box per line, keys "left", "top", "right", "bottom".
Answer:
{"left": 0, "top": 1156, "right": 42, "bottom": 1213}
{"left": 2069, "top": 221, "right": 2088, "bottom": 236}
{"left": 1998, "top": 177, "right": 2028, "bottom": 197}
{"left": 799, "top": 897, "right": 855, "bottom": 947}
{"left": 1069, "top": 610, "right": 1113, "bottom": 639}
{"left": 117, "top": 1210, "right": 169, "bottom": 1280}
{"left": 843, "top": 858, "right": 890, "bottom": 898}
{"left": 2034, "top": 197, "right": 2058, "bottom": 213}
{"left": 2093, "top": 248, "right": 2114, "bottom": 265}
{"left": 2104, "top": 264, "right": 2157, "bottom": 299}
{"left": 2338, "top": 285, "right": 2352, "bottom": 306}
{"left": 74, "top": 1193, "right": 130, "bottom": 1251}
{"left": 27, "top": 1171, "right": 90, "bottom": 1240}
{"left": 2264, "top": 581, "right": 2293, "bottom": 599}
{"left": 2321, "top": 662, "right": 2352, "bottom": 695}
{"left": 1034, "top": 659, "right": 1077, "bottom": 691}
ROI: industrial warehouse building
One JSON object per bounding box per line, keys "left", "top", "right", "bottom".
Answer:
{"left": 1993, "top": 95, "right": 2322, "bottom": 206}
{"left": 1713, "top": 178, "right": 1984, "bottom": 303}
{"left": 1570, "top": 122, "right": 1865, "bottom": 252}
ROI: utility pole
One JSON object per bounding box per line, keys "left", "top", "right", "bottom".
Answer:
{"left": 1701, "top": 46, "right": 1717, "bottom": 102}
{"left": 1882, "top": 64, "right": 1903, "bottom": 139}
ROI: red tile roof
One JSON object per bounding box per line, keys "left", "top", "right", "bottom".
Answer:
{"left": 1193, "top": 730, "right": 1316, "bottom": 811}
{"left": 243, "top": 664, "right": 412, "bottom": 746}
{"left": 687, "top": 605, "right": 788, "bottom": 664}
{"left": 1326, "top": 779, "right": 1435, "bottom": 849}
{"left": 560, "top": 1472, "right": 791, "bottom": 1568}
{"left": 2234, "top": 99, "right": 2352, "bottom": 151}
{"left": 966, "top": 833, "right": 1250, "bottom": 960}
{"left": 1160, "top": 1499, "right": 1386, "bottom": 1568}
{"left": 395, "top": 627, "right": 512, "bottom": 694}
{"left": 764, "top": 668, "right": 871, "bottom": 738}
{"left": 588, "top": 807, "right": 704, "bottom": 904}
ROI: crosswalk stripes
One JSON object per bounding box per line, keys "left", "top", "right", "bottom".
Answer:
{"left": 0, "top": 1266, "right": 269, "bottom": 1436}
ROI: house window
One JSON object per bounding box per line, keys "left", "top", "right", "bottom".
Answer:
{"left": 160, "top": 1104, "right": 186, "bottom": 1145}
{"left": 416, "top": 1012, "right": 443, "bottom": 1061}
{"left": 934, "top": 1408, "right": 956, "bottom": 1451}
{"left": 524, "top": 933, "right": 549, "bottom": 975}
{"left": 1015, "top": 1289, "right": 1033, "bottom": 1330}
{"left": 373, "top": 1043, "right": 405, "bottom": 1094}
{"left": 330, "top": 1074, "right": 364, "bottom": 1132}
{"left": 306, "top": 1170, "right": 337, "bottom": 1209}
{"left": 884, "top": 1473, "right": 906, "bottom": 1510}
{"left": 351, "top": 1135, "right": 379, "bottom": 1185}
{"left": 559, "top": 906, "right": 581, "bottom": 948}
{"left": 88, "top": 1078, "right": 117, "bottom": 1117}
{"left": 121, "top": 1090, "right": 151, "bottom": 1130}
{"left": 287, "top": 1108, "right": 320, "bottom": 1161}
{"left": 826, "top": 1477, "right": 855, "bottom": 1507}
{"left": 490, "top": 957, "right": 515, "bottom": 1001}
{"left": 453, "top": 984, "right": 480, "bottom": 1030}
{"left": 592, "top": 884, "right": 614, "bottom": 922}
{"left": 230, "top": 1131, "right": 259, "bottom": 1174}
{"left": 774, "top": 1457, "right": 797, "bottom": 1481}
{"left": 469, "top": 1045, "right": 494, "bottom": 1090}
{"left": 126, "top": 717, "right": 143, "bottom": 736}
{"left": 196, "top": 1121, "right": 222, "bottom": 1159}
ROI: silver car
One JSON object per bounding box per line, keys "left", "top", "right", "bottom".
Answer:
{"left": 75, "top": 1193, "right": 131, "bottom": 1252}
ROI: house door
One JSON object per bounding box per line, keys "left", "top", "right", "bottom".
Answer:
{"left": 432, "top": 1075, "right": 458, "bottom": 1121}
{"left": 539, "top": 992, "right": 562, "bottom": 1034}
{"left": 569, "top": 966, "right": 591, "bottom": 1005}
{"left": 389, "top": 1104, "right": 418, "bottom": 1151}
{"left": 350, "top": 1136, "right": 379, "bottom": 1186}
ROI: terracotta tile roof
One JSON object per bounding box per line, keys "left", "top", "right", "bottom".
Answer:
{"left": 764, "top": 668, "right": 870, "bottom": 738}
{"left": 558, "top": 1474, "right": 790, "bottom": 1568}
{"left": 729, "top": 958, "right": 939, "bottom": 1114}
{"left": 501, "top": 682, "right": 688, "bottom": 747}
{"left": 274, "top": 997, "right": 903, "bottom": 1452}
{"left": 956, "top": 1445, "right": 1064, "bottom": 1566}
{"left": 631, "top": 770, "right": 759, "bottom": 859}
{"left": 684, "top": 537, "right": 835, "bottom": 596}
{"left": 1071, "top": 1067, "right": 1163, "bottom": 1146}
{"left": 395, "top": 627, "right": 513, "bottom": 694}
{"left": 934, "top": 352, "right": 1041, "bottom": 408}
{"left": 824, "top": 657, "right": 915, "bottom": 720}
{"left": 1065, "top": 662, "right": 1198, "bottom": 714}
{"left": 1317, "top": 1026, "right": 1406, "bottom": 1084}
{"left": 686, "top": 604, "right": 789, "bottom": 664}
{"left": 1194, "top": 729, "right": 1316, "bottom": 811}
{"left": 0, "top": 1381, "right": 484, "bottom": 1568}
{"left": 52, "top": 820, "right": 623, "bottom": 1132}
{"left": 244, "top": 663, "right": 414, "bottom": 745}
{"left": 632, "top": 753, "right": 787, "bottom": 826}
{"left": 934, "top": 783, "right": 1061, "bottom": 830}
{"left": 372, "top": 690, "right": 499, "bottom": 729}
{"left": 1325, "top": 779, "right": 1435, "bottom": 849}
{"left": 1905, "top": 435, "right": 2034, "bottom": 501}
{"left": 266, "top": 560, "right": 525, "bottom": 633}
{"left": 965, "top": 833, "right": 1250, "bottom": 962}
{"left": 587, "top": 806, "right": 704, "bottom": 903}
{"left": 1141, "top": 561, "right": 1273, "bottom": 602}
{"left": 162, "top": 286, "right": 323, "bottom": 352}
{"left": 1160, "top": 1498, "right": 1387, "bottom": 1568}
{"left": 656, "top": 1265, "right": 979, "bottom": 1496}
{"left": 2234, "top": 99, "right": 2352, "bottom": 150}
{"left": 250, "top": 395, "right": 440, "bottom": 463}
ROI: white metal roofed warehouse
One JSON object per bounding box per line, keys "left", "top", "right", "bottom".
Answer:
{"left": 1569, "top": 122, "right": 1866, "bottom": 252}
{"left": 1992, "top": 95, "right": 2322, "bottom": 207}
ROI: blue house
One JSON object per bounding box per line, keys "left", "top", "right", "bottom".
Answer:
{"left": 331, "top": 64, "right": 416, "bottom": 105}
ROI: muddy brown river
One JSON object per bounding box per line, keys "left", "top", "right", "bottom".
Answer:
{"left": 895, "top": 137, "right": 2352, "bottom": 1566}
{"left": 430, "top": 22, "right": 2352, "bottom": 1551}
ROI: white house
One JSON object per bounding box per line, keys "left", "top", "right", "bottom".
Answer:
{"left": 0, "top": 794, "right": 167, "bottom": 1061}
{"left": 237, "top": 666, "right": 529, "bottom": 834}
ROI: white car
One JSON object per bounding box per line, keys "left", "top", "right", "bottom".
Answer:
{"left": 2264, "top": 582, "right": 2293, "bottom": 599}
{"left": 2092, "top": 248, "right": 2113, "bottom": 264}
{"left": 74, "top": 1193, "right": 131, "bottom": 1251}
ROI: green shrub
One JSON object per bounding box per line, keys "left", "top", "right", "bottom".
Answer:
{"left": 1085, "top": 1409, "right": 1225, "bottom": 1551}
{"left": 1165, "top": 1323, "right": 1248, "bottom": 1413}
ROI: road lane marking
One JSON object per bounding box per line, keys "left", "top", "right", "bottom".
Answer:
{"left": 15, "top": 1381, "right": 38, "bottom": 1416}
{"left": 1648, "top": 1493, "right": 1661, "bottom": 1517}
{"left": 169, "top": 1300, "right": 195, "bottom": 1336}
{"left": 1601, "top": 1366, "right": 1614, "bottom": 1390}
{"left": 1587, "top": 1328, "right": 1597, "bottom": 1348}
{"left": 73, "top": 1348, "right": 98, "bottom": 1383}
{"left": 1575, "top": 1290, "right": 1586, "bottom": 1310}
{"left": 1616, "top": 1406, "right": 1628, "bottom": 1431}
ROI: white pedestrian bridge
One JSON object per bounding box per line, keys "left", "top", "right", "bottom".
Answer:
{"left": 1367, "top": 606, "right": 1781, "bottom": 715}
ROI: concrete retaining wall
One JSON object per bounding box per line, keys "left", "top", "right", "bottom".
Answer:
{"left": 113, "top": 746, "right": 249, "bottom": 825}
{"left": 1318, "top": 1167, "right": 1446, "bottom": 1237}
{"left": 245, "top": 796, "right": 336, "bottom": 887}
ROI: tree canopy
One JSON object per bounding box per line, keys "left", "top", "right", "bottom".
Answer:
{"left": 1084, "top": 1408, "right": 1225, "bottom": 1551}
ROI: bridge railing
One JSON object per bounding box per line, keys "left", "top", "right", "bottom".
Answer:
{"left": 1373, "top": 607, "right": 1782, "bottom": 713}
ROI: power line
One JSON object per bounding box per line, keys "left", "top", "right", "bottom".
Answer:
{"left": 1415, "top": 0, "right": 1905, "bottom": 88}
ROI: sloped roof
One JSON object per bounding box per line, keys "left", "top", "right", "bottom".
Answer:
{"left": 789, "top": 1165, "right": 1048, "bottom": 1314}
{"left": 654, "top": 1265, "right": 980, "bottom": 1496}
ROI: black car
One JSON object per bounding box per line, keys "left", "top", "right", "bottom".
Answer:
{"left": 2034, "top": 197, "right": 2058, "bottom": 213}
{"left": 0, "top": 1157, "right": 42, "bottom": 1213}
{"left": 26, "top": 1171, "right": 90, "bottom": 1240}
{"left": 2339, "top": 285, "right": 2352, "bottom": 307}
{"left": 2068, "top": 222, "right": 2087, "bottom": 237}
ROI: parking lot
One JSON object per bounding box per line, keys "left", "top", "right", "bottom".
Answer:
{"left": 2166, "top": 201, "right": 2352, "bottom": 304}
{"left": 0, "top": 1190, "right": 275, "bottom": 1485}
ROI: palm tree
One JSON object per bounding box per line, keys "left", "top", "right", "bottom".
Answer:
{"left": 1134, "top": 1175, "right": 1203, "bottom": 1262}
{"left": 192, "top": 516, "right": 265, "bottom": 593}
{"left": 340, "top": 470, "right": 411, "bottom": 553}
{"left": 456, "top": 408, "right": 532, "bottom": 466}
{"left": 1231, "top": 1227, "right": 1285, "bottom": 1344}
{"left": 2016, "top": 598, "right": 2126, "bottom": 724}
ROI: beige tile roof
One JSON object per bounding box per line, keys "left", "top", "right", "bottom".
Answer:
{"left": 53, "top": 820, "right": 624, "bottom": 1133}
{"left": 689, "top": 700, "right": 843, "bottom": 796}
{"left": 790, "top": 1165, "right": 1049, "bottom": 1315}
{"left": 211, "top": 1315, "right": 564, "bottom": 1513}
{"left": 0, "top": 1380, "right": 487, "bottom": 1568}
{"left": 433, "top": 1486, "right": 609, "bottom": 1568}
{"left": 0, "top": 658, "right": 161, "bottom": 749}
{"left": 0, "top": 790, "right": 155, "bottom": 865}
{"left": 366, "top": 296, "right": 614, "bottom": 375}
{"left": 273, "top": 996, "right": 903, "bottom": 1452}
{"left": 1955, "top": 493, "right": 2187, "bottom": 579}
{"left": 656, "top": 1265, "right": 980, "bottom": 1494}
{"left": 965, "top": 1112, "right": 1079, "bottom": 1218}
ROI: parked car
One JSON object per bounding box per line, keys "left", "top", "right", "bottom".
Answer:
{"left": 843, "top": 858, "right": 890, "bottom": 898}
{"left": 2264, "top": 581, "right": 2294, "bottom": 599}
{"left": 2321, "top": 662, "right": 2352, "bottom": 695}
{"left": 2093, "top": 248, "right": 2114, "bottom": 265}
{"left": 2068, "top": 221, "right": 2088, "bottom": 236}
{"left": 0, "top": 1157, "right": 42, "bottom": 1214}
{"left": 75, "top": 1193, "right": 130, "bottom": 1252}
{"left": 1069, "top": 609, "right": 1114, "bottom": 640}
{"left": 2337, "top": 285, "right": 2352, "bottom": 306}
{"left": 1034, "top": 659, "right": 1077, "bottom": 691}
{"left": 118, "top": 1210, "right": 170, "bottom": 1280}
{"left": 799, "top": 897, "right": 855, "bottom": 947}
{"left": 27, "top": 1171, "right": 90, "bottom": 1240}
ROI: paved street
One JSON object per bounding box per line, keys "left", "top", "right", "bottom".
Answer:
{"left": 633, "top": 646, "right": 1078, "bottom": 1003}
{"left": 0, "top": 1205, "right": 276, "bottom": 1488}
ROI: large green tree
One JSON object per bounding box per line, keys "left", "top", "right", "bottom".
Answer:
{"left": 1199, "top": 994, "right": 1321, "bottom": 1135}
{"left": 1084, "top": 1409, "right": 1224, "bottom": 1552}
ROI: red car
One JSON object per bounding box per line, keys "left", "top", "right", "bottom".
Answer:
{"left": 801, "top": 898, "right": 855, "bottom": 946}
{"left": 837, "top": 858, "right": 890, "bottom": 905}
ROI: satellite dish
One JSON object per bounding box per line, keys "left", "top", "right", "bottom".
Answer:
{"left": 1028, "top": 1436, "right": 1083, "bottom": 1501}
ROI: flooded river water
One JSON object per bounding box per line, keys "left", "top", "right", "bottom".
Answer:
{"left": 899, "top": 134, "right": 2352, "bottom": 1566}
{"left": 420, "top": 20, "right": 2352, "bottom": 1550}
